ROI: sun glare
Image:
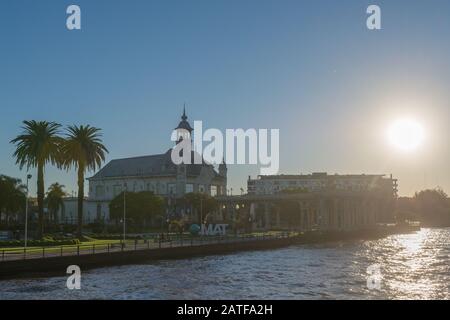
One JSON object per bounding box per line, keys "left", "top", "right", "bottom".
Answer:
{"left": 387, "top": 119, "right": 425, "bottom": 151}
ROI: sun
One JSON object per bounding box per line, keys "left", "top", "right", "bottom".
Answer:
{"left": 387, "top": 119, "right": 425, "bottom": 151}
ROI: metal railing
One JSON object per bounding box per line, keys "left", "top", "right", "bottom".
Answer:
{"left": 0, "top": 231, "right": 297, "bottom": 262}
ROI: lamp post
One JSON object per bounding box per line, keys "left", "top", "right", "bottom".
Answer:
{"left": 24, "top": 174, "right": 32, "bottom": 249}
{"left": 234, "top": 204, "right": 240, "bottom": 235}
{"left": 123, "top": 183, "right": 127, "bottom": 245}
{"left": 200, "top": 198, "right": 203, "bottom": 225}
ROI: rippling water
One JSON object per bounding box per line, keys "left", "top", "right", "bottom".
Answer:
{"left": 1, "top": 228, "right": 449, "bottom": 300}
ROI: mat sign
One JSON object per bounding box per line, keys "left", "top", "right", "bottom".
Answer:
{"left": 200, "top": 224, "right": 228, "bottom": 236}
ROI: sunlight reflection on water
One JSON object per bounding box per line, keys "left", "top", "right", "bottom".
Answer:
{"left": 0, "top": 228, "right": 449, "bottom": 300}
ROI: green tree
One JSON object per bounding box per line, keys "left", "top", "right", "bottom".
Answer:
{"left": 0, "top": 175, "right": 26, "bottom": 226}
{"left": 109, "top": 191, "right": 164, "bottom": 229}
{"left": 46, "top": 183, "right": 67, "bottom": 223}
{"left": 182, "top": 192, "right": 218, "bottom": 224}
{"left": 61, "top": 125, "right": 108, "bottom": 238}
{"left": 10, "top": 120, "right": 62, "bottom": 237}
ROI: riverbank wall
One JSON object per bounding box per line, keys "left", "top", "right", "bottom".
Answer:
{"left": 0, "top": 226, "right": 418, "bottom": 280}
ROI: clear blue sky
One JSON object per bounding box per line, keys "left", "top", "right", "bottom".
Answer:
{"left": 1, "top": 0, "right": 449, "bottom": 196}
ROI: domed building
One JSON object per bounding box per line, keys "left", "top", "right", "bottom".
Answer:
{"left": 59, "top": 109, "right": 227, "bottom": 225}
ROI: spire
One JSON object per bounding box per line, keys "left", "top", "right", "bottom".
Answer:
{"left": 219, "top": 157, "right": 227, "bottom": 176}
{"left": 182, "top": 103, "right": 187, "bottom": 121}
{"left": 175, "top": 104, "right": 193, "bottom": 133}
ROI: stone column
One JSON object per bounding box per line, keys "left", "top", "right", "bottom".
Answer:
{"left": 319, "top": 198, "right": 326, "bottom": 230}
{"left": 264, "top": 202, "right": 270, "bottom": 230}
{"left": 276, "top": 206, "right": 281, "bottom": 228}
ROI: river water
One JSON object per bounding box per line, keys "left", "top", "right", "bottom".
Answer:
{"left": 1, "top": 228, "right": 449, "bottom": 300}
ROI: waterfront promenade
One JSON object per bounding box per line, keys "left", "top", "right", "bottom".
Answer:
{"left": 0, "top": 226, "right": 419, "bottom": 280}
{"left": 0, "top": 232, "right": 294, "bottom": 262}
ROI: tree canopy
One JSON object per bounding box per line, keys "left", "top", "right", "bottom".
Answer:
{"left": 0, "top": 175, "right": 26, "bottom": 224}
{"left": 109, "top": 191, "right": 164, "bottom": 226}
{"left": 45, "top": 183, "right": 66, "bottom": 223}
{"left": 61, "top": 125, "right": 108, "bottom": 237}
{"left": 10, "top": 120, "right": 63, "bottom": 237}
{"left": 397, "top": 188, "right": 450, "bottom": 227}
{"left": 182, "top": 192, "right": 218, "bottom": 222}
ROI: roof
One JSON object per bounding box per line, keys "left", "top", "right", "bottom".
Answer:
{"left": 88, "top": 109, "right": 226, "bottom": 181}
{"left": 255, "top": 173, "right": 387, "bottom": 180}
{"left": 88, "top": 149, "right": 224, "bottom": 180}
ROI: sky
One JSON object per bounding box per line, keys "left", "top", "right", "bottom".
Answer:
{"left": 0, "top": 0, "right": 449, "bottom": 197}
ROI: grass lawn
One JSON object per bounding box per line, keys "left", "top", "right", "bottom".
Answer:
{"left": 0, "top": 231, "right": 297, "bottom": 255}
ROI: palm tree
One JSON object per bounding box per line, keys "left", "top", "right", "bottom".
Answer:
{"left": 46, "top": 183, "right": 66, "bottom": 223}
{"left": 61, "top": 125, "right": 108, "bottom": 238}
{"left": 10, "top": 121, "right": 62, "bottom": 238}
{"left": 0, "top": 175, "right": 26, "bottom": 226}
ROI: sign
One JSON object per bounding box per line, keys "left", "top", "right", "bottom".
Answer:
{"left": 200, "top": 224, "right": 228, "bottom": 236}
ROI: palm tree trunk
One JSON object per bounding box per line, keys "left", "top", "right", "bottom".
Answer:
{"left": 76, "top": 166, "right": 84, "bottom": 239}
{"left": 37, "top": 163, "right": 45, "bottom": 239}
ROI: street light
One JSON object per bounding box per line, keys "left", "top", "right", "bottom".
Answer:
{"left": 123, "top": 182, "right": 127, "bottom": 245}
{"left": 24, "top": 174, "right": 32, "bottom": 249}
{"left": 200, "top": 198, "right": 203, "bottom": 225}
